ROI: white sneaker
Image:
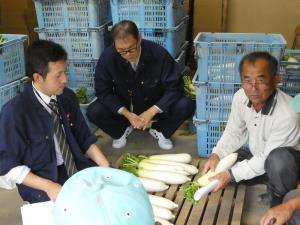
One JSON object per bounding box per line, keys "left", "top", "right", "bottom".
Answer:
{"left": 112, "top": 126, "right": 133, "bottom": 148}
{"left": 149, "top": 128, "right": 173, "bottom": 150}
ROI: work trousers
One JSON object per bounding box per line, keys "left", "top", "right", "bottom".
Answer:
{"left": 86, "top": 96, "right": 195, "bottom": 139}
{"left": 236, "top": 147, "right": 300, "bottom": 207}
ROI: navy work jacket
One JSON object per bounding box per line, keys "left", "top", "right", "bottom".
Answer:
{"left": 0, "top": 83, "right": 97, "bottom": 202}
{"left": 95, "top": 39, "right": 184, "bottom": 115}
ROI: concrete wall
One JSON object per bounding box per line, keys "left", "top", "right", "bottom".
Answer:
{"left": 227, "top": 0, "right": 300, "bottom": 48}
{"left": 193, "top": 0, "right": 300, "bottom": 47}
{"left": 0, "top": 0, "right": 38, "bottom": 42}
{"left": 1, "top": 0, "right": 299, "bottom": 48}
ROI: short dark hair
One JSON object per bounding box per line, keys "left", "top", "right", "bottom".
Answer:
{"left": 111, "top": 20, "right": 139, "bottom": 41}
{"left": 239, "top": 51, "right": 278, "bottom": 78}
{"left": 26, "top": 40, "right": 67, "bottom": 80}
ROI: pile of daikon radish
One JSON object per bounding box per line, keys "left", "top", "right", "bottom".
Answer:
{"left": 120, "top": 153, "right": 198, "bottom": 225}
{"left": 120, "top": 153, "right": 198, "bottom": 190}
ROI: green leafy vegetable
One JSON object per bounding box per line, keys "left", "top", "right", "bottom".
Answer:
{"left": 183, "top": 75, "right": 196, "bottom": 99}
{"left": 0, "top": 35, "right": 8, "bottom": 44}
{"left": 75, "top": 86, "right": 89, "bottom": 104}
{"left": 180, "top": 181, "right": 200, "bottom": 205}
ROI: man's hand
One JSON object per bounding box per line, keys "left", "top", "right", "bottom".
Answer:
{"left": 121, "top": 108, "right": 144, "bottom": 129}
{"left": 260, "top": 203, "right": 293, "bottom": 225}
{"left": 22, "top": 172, "right": 62, "bottom": 202}
{"left": 210, "top": 170, "right": 231, "bottom": 192}
{"left": 139, "top": 106, "right": 160, "bottom": 130}
{"left": 44, "top": 181, "right": 62, "bottom": 202}
{"left": 201, "top": 153, "right": 220, "bottom": 175}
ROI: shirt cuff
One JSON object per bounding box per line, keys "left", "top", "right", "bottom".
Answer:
{"left": 118, "top": 106, "right": 125, "bottom": 115}
{"left": 3, "top": 166, "right": 31, "bottom": 188}
{"left": 154, "top": 105, "right": 163, "bottom": 113}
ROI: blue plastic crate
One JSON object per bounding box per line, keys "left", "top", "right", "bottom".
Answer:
{"left": 34, "top": 0, "right": 111, "bottom": 29}
{"left": 279, "top": 49, "right": 300, "bottom": 97}
{"left": 79, "top": 98, "right": 98, "bottom": 132}
{"left": 67, "top": 59, "right": 97, "bottom": 99}
{"left": 0, "top": 34, "right": 27, "bottom": 86}
{"left": 175, "top": 41, "right": 187, "bottom": 73}
{"left": 140, "top": 16, "right": 188, "bottom": 58}
{"left": 194, "top": 82, "right": 241, "bottom": 121}
{"left": 110, "top": 0, "right": 184, "bottom": 28}
{"left": 194, "top": 32, "right": 286, "bottom": 83}
{"left": 0, "top": 77, "right": 28, "bottom": 111}
{"left": 194, "top": 118, "right": 227, "bottom": 157}
{"left": 35, "top": 22, "right": 111, "bottom": 59}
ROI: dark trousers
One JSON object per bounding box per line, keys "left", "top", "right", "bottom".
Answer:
{"left": 236, "top": 147, "right": 300, "bottom": 206}
{"left": 265, "top": 147, "right": 300, "bottom": 206}
{"left": 86, "top": 96, "right": 195, "bottom": 139}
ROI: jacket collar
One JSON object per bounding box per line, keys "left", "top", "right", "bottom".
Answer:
{"left": 246, "top": 90, "right": 277, "bottom": 115}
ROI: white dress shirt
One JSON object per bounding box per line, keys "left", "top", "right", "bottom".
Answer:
{"left": 212, "top": 88, "right": 300, "bottom": 182}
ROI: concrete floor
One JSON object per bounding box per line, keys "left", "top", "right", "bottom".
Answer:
{"left": 0, "top": 124, "right": 268, "bottom": 225}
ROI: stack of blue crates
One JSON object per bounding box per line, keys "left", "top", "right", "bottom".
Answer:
{"left": 0, "top": 34, "right": 29, "bottom": 111}
{"left": 33, "top": 0, "right": 113, "bottom": 131}
{"left": 110, "top": 0, "right": 188, "bottom": 72}
{"left": 279, "top": 49, "right": 300, "bottom": 97}
{"left": 192, "top": 32, "right": 287, "bottom": 157}
{"left": 33, "top": 0, "right": 112, "bottom": 100}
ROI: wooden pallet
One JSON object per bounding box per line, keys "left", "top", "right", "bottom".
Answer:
{"left": 117, "top": 156, "right": 247, "bottom": 225}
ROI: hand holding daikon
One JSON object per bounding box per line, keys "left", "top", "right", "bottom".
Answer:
{"left": 181, "top": 153, "right": 237, "bottom": 204}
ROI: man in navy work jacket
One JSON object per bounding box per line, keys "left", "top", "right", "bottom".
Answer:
{"left": 87, "top": 20, "right": 195, "bottom": 150}
{"left": 0, "top": 40, "right": 110, "bottom": 203}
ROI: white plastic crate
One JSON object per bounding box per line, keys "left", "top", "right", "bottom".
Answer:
{"left": 194, "top": 32, "right": 286, "bottom": 83}
{"left": 0, "top": 34, "right": 27, "bottom": 86}
{"left": 34, "top": 0, "right": 111, "bottom": 28}
{"left": 110, "top": 0, "right": 184, "bottom": 28}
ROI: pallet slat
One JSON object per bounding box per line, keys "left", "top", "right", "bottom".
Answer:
{"left": 116, "top": 156, "right": 246, "bottom": 225}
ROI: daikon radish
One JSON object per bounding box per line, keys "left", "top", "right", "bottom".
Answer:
{"left": 197, "top": 153, "right": 237, "bottom": 186}
{"left": 139, "top": 161, "right": 189, "bottom": 175}
{"left": 287, "top": 57, "right": 300, "bottom": 69}
{"left": 148, "top": 194, "right": 178, "bottom": 210}
{"left": 148, "top": 153, "right": 192, "bottom": 163}
{"left": 139, "top": 177, "right": 169, "bottom": 192}
{"left": 138, "top": 169, "right": 191, "bottom": 185}
{"left": 155, "top": 217, "right": 174, "bottom": 225}
{"left": 152, "top": 205, "right": 174, "bottom": 220}
{"left": 181, "top": 153, "right": 238, "bottom": 204}
{"left": 142, "top": 159, "right": 198, "bottom": 175}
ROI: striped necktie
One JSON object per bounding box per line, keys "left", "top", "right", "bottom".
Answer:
{"left": 49, "top": 99, "right": 77, "bottom": 176}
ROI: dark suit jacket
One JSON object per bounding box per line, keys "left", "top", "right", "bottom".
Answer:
{"left": 0, "top": 83, "right": 97, "bottom": 202}
{"left": 94, "top": 39, "right": 184, "bottom": 115}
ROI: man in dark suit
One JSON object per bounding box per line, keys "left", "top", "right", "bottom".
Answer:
{"left": 0, "top": 40, "right": 110, "bottom": 203}
{"left": 87, "top": 20, "right": 195, "bottom": 150}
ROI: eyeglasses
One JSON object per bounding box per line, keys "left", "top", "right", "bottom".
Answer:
{"left": 116, "top": 42, "right": 138, "bottom": 56}
{"left": 242, "top": 78, "right": 269, "bottom": 88}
